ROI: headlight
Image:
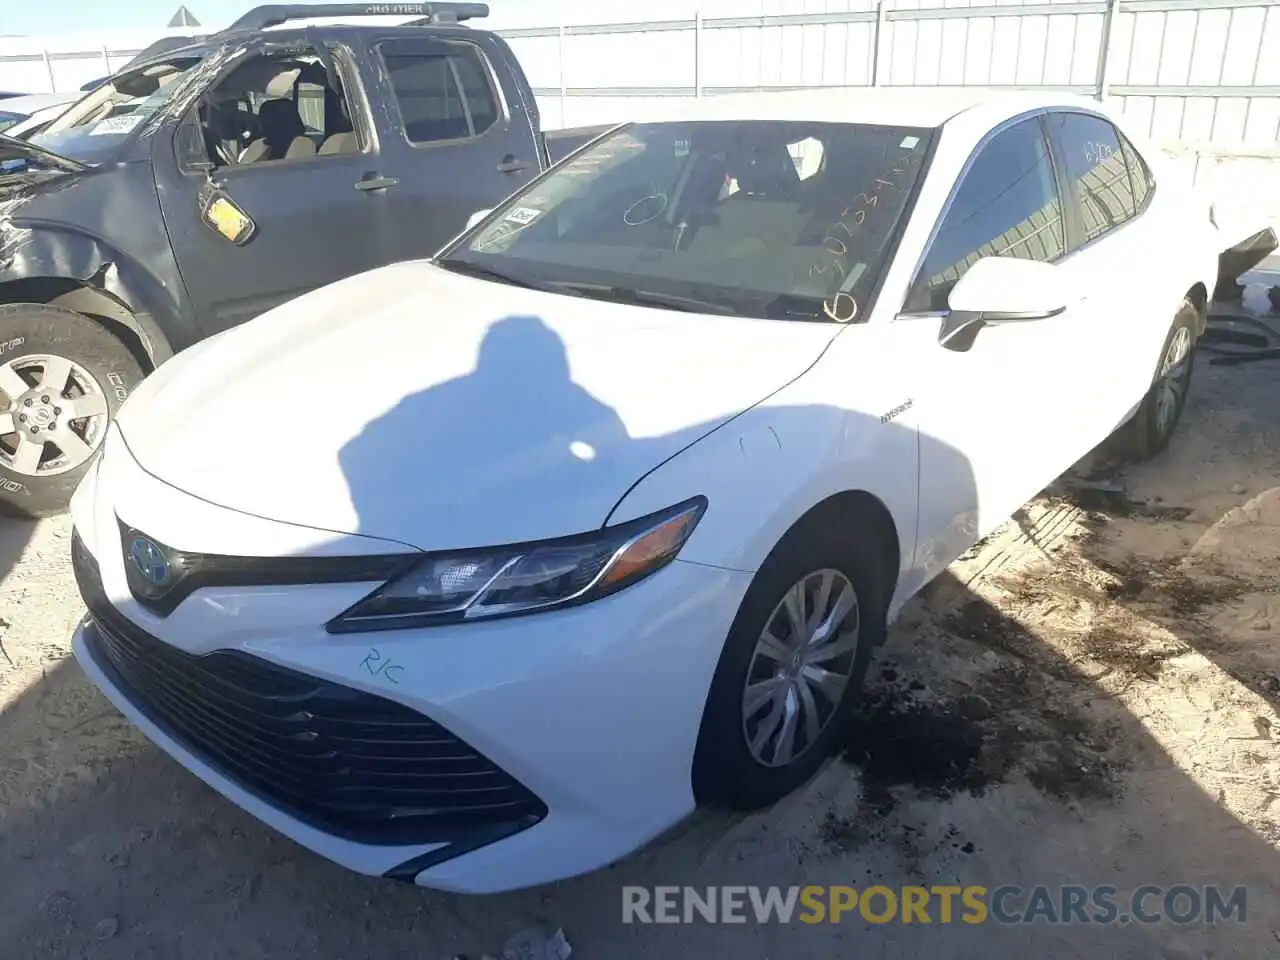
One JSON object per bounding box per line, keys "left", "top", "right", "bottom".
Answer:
{"left": 327, "top": 497, "right": 707, "bottom": 633}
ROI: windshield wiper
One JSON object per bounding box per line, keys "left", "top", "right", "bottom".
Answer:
{"left": 0, "top": 138, "right": 85, "bottom": 174}
{"left": 548, "top": 281, "right": 739, "bottom": 316}
{"left": 433, "top": 259, "right": 557, "bottom": 292}
{"left": 762, "top": 294, "right": 828, "bottom": 322}
{"left": 435, "top": 264, "right": 750, "bottom": 317}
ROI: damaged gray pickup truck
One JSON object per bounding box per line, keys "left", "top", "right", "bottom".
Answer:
{"left": 0, "top": 2, "right": 607, "bottom": 517}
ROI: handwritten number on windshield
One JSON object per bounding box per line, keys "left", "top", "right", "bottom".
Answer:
{"left": 810, "top": 150, "right": 915, "bottom": 323}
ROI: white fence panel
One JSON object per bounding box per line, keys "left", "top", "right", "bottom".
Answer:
{"left": 1, "top": 1, "right": 1278, "bottom": 148}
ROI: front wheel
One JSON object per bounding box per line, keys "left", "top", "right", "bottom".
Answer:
{"left": 1116, "top": 297, "right": 1198, "bottom": 462}
{"left": 692, "top": 523, "right": 887, "bottom": 809}
{"left": 0, "top": 303, "right": 144, "bottom": 519}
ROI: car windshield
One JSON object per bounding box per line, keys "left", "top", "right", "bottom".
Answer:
{"left": 441, "top": 119, "right": 933, "bottom": 322}
{"left": 29, "top": 57, "right": 203, "bottom": 163}
{"left": 0, "top": 111, "right": 23, "bottom": 134}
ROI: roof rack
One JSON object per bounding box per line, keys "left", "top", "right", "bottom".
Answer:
{"left": 122, "top": 34, "right": 207, "bottom": 70}
{"left": 225, "top": 3, "right": 489, "bottom": 33}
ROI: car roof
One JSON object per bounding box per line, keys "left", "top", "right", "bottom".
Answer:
{"left": 626, "top": 87, "right": 1104, "bottom": 130}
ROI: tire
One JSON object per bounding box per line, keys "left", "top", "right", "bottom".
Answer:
{"left": 692, "top": 519, "right": 889, "bottom": 810}
{"left": 0, "top": 303, "right": 144, "bottom": 519}
{"left": 1115, "top": 297, "right": 1198, "bottom": 462}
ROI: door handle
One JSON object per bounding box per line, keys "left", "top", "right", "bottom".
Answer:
{"left": 497, "top": 155, "right": 528, "bottom": 174}
{"left": 355, "top": 175, "right": 399, "bottom": 192}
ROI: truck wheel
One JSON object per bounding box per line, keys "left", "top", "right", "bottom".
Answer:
{"left": 0, "top": 303, "right": 144, "bottom": 519}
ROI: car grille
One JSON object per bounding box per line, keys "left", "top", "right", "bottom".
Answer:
{"left": 72, "top": 531, "right": 547, "bottom": 847}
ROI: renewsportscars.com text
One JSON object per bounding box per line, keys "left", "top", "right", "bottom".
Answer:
{"left": 622, "top": 884, "right": 1247, "bottom": 925}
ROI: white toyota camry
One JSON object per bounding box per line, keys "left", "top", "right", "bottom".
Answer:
{"left": 69, "top": 88, "right": 1255, "bottom": 894}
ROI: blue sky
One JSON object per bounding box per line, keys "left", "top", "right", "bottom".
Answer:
{"left": 2, "top": 0, "right": 768, "bottom": 36}
{"left": 2, "top": 1, "right": 257, "bottom": 34}
{"left": 1, "top": 0, "right": 549, "bottom": 35}
{"left": 1, "top": 0, "right": 766, "bottom": 36}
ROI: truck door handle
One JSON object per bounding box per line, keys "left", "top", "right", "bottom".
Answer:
{"left": 355, "top": 175, "right": 399, "bottom": 192}
{"left": 497, "top": 155, "right": 528, "bottom": 174}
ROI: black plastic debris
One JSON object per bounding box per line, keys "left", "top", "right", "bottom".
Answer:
{"left": 1269, "top": 285, "right": 1280, "bottom": 314}
{"left": 1201, "top": 313, "right": 1280, "bottom": 366}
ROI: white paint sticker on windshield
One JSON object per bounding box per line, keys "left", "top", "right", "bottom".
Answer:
{"left": 89, "top": 114, "right": 144, "bottom": 136}
{"left": 900, "top": 135, "right": 920, "bottom": 149}
{"left": 504, "top": 206, "right": 541, "bottom": 225}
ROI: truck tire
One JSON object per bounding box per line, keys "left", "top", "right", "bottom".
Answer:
{"left": 0, "top": 303, "right": 144, "bottom": 519}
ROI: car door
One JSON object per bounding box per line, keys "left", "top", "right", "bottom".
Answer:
{"left": 155, "top": 46, "right": 392, "bottom": 335}
{"left": 1041, "top": 110, "right": 1173, "bottom": 432}
{"left": 894, "top": 114, "right": 1090, "bottom": 583}
{"left": 361, "top": 35, "right": 542, "bottom": 263}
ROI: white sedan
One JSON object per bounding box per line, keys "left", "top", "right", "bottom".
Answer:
{"left": 0, "top": 91, "right": 80, "bottom": 139}
{"left": 70, "top": 88, "right": 1239, "bottom": 894}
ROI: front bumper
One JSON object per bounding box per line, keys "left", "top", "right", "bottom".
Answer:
{"left": 70, "top": 435, "right": 753, "bottom": 893}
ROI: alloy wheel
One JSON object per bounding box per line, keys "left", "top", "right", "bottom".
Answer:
{"left": 1154, "top": 326, "right": 1192, "bottom": 439}
{"left": 0, "top": 353, "right": 110, "bottom": 477}
{"left": 741, "top": 568, "right": 861, "bottom": 768}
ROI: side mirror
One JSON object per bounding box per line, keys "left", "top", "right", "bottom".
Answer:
{"left": 466, "top": 208, "right": 492, "bottom": 231}
{"left": 939, "top": 257, "right": 1068, "bottom": 350}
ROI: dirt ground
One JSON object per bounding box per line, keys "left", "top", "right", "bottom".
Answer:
{"left": 2, "top": 277, "right": 1280, "bottom": 959}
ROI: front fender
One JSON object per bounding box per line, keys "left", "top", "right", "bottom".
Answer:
{"left": 0, "top": 224, "right": 190, "bottom": 364}
{"left": 606, "top": 398, "right": 919, "bottom": 586}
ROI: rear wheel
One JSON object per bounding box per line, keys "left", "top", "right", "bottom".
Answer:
{"left": 0, "top": 303, "right": 144, "bottom": 518}
{"left": 692, "top": 521, "right": 888, "bottom": 809}
{"left": 1116, "top": 297, "right": 1198, "bottom": 461}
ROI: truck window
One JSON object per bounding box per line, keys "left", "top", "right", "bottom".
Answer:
{"left": 193, "top": 51, "right": 361, "bottom": 168}
{"left": 379, "top": 41, "right": 499, "bottom": 144}
{"left": 29, "top": 58, "right": 202, "bottom": 165}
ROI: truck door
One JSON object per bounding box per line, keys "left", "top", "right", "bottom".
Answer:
{"left": 154, "top": 46, "right": 394, "bottom": 335}
{"left": 358, "top": 34, "right": 542, "bottom": 262}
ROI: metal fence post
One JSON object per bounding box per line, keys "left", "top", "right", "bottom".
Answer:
{"left": 1095, "top": 0, "right": 1121, "bottom": 101}
{"left": 694, "top": 11, "right": 703, "bottom": 97}
{"left": 557, "top": 23, "right": 567, "bottom": 122}
{"left": 872, "top": 0, "right": 888, "bottom": 87}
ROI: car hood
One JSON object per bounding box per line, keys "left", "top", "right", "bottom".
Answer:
{"left": 0, "top": 135, "right": 84, "bottom": 198}
{"left": 116, "top": 261, "right": 840, "bottom": 551}
{"left": 0, "top": 134, "right": 84, "bottom": 173}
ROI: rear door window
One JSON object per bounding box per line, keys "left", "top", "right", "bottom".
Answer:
{"left": 1044, "top": 111, "right": 1141, "bottom": 247}
{"left": 905, "top": 116, "right": 1065, "bottom": 312}
{"left": 1119, "top": 131, "right": 1153, "bottom": 211}
{"left": 379, "top": 40, "right": 500, "bottom": 144}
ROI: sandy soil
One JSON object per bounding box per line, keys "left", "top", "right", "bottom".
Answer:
{"left": 2, "top": 278, "right": 1279, "bottom": 958}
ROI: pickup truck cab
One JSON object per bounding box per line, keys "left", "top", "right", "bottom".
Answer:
{"left": 0, "top": 2, "right": 597, "bottom": 517}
